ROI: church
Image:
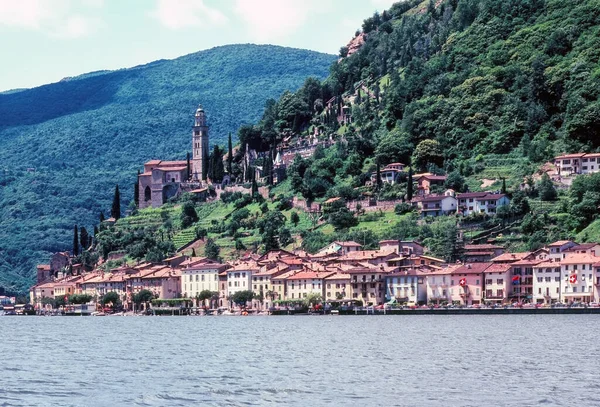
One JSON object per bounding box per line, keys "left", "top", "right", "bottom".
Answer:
{"left": 138, "top": 106, "right": 209, "bottom": 209}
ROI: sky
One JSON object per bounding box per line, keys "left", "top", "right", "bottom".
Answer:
{"left": 0, "top": 0, "right": 399, "bottom": 92}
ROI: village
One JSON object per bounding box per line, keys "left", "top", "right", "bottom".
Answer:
{"left": 24, "top": 236, "right": 600, "bottom": 316}
{"left": 18, "top": 104, "right": 600, "bottom": 316}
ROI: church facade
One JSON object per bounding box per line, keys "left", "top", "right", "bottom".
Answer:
{"left": 138, "top": 106, "right": 209, "bottom": 209}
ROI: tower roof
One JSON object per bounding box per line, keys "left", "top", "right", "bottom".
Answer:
{"left": 195, "top": 105, "right": 205, "bottom": 115}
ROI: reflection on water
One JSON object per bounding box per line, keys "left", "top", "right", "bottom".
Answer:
{"left": 1, "top": 315, "right": 600, "bottom": 406}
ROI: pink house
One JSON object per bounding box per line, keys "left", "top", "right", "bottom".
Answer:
{"left": 450, "top": 263, "right": 491, "bottom": 305}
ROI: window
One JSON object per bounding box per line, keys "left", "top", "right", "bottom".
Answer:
{"left": 555, "top": 277, "right": 560, "bottom": 282}
{"left": 476, "top": 279, "right": 480, "bottom": 285}
{"left": 573, "top": 287, "right": 577, "bottom": 293}
{"left": 485, "top": 279, "right": 492, "bottom": 285}
{"left": 497, "top": 289, "right": 503, "bottom": 297}
{"left": 327, "top": 292, "right": 331, "bottom": 297}
{"left": 497, "top": 279, "right": 503, "bottom": 284}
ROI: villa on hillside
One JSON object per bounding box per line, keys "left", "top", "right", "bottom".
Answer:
{"left": 554, "top": 153, "right": 600, "bottom": 177}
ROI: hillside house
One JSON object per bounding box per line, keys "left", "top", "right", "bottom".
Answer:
{"left": 456, "top": 192, "right": 509, "bottom": 216}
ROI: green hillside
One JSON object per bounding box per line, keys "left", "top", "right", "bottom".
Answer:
{"left": 0, "top": 44, "right": 335, "bottom": 293}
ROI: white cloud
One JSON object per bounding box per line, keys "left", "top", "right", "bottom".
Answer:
{"left": 150, "top": 0, "right": 228, "bottom": 30}
{"left": 234, "top": 0, "right": 333, "bottom": 42}
{"left": 0, "top": 0, "right": 101, "bottom": 38}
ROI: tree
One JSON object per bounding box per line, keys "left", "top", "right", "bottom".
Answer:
{"left": 235, "top": 238, "right": 246, "bottom": 251}
{"left": 501, "top": 178, "right": 507, "bottom": 194}
{"left": 68, "top": 294, "right": 92, "bottom": 304}
{"left": 227, "top": 132, "right": 233, "bottom": 176}
{"left": 304, "top": 292, "right": 322, "bottom": 307}
{"left": 374, "top": 128, "right": 413, "bottom": 166}
{"left": 111, "top": 184, "right": 121, "bottom": 220}
{"left": 257, "top": 210, "right": 286, "bottom": 251}
{"left": 231, "top": 290, "right": 254, "bottom": 307}
{"left": 445, "top": 171, "right": 465, "bottom": 192}
{"left": 186, "top": 152, "right": 191, "bottom": 181}
{"left": 407, "top": 167, "right": 414, "bottom": 201}
{"left": 134, "top": 170, "right": 140, "bottom": 207}
{"left": 180, "top": 202, "right": 199, "bottom": 228}
{"left": 99, "top": 211, "right": 105, "bottom": 223}
{"left": 197, "top": 290, "right": 217, "bottom": 307}
{"left": 134, "top": 289, "right": 154, "bottom": 311}
{"left": 80, "top": 227, "right": 89, "bottom": 250}
{"left": 327, "top": 199, "right": 358, "bottom": 230}
{"left": 195, "top": 226, "right": 207, "bottom": 240}
{"left": 72, "top": 225, "right": 79, "bottom": 256}
{"left": 511, "top": 191, "right": 530, "bottom": 216}
{"left": 538, "top": 173, "right": 557, "bottom": 201}
{"left": 204, "top": 238, "right": 220, "bottom": 261}
{"left": 102, "top": 291, "right": 121, "bottom": 308}
{"left": 279, "top": 228, "right": 293, "bottom": 247}
{"left": 290, "top": 211, "right": 300, "bottom": 227}
{"left": 208, "top": 145, "right": 225, "bottom": 183}
{"left": 413, "top": 139, "right": 444, "bottom": 172}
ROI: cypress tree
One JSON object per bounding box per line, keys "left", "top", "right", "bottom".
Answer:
{"left": 111, "top": 184, "right": 121, "bottom": 220}
{"left": 227, "top": 132, "right": 233, "bottom": 176}
{"left": 186, "top": 152, "right": 191, "bottom": 181}
{"left": 99, "top": 211, "right": 105, "bottom": 223}
{"left": 73, "top": 225, "right": 79, "bottom": 256}
{"left": 80, "top": 227, "right": 89, "bottom": 250}
{"left": 93, "top": 225, "right": 99, "bottom": 236}
{"left": 376, "top": 163, "right": 382, "bottom": 191}
{"left": 134, "top": 170, "right": 140, "bottom": 207}
{"left": 501, "top": 178, "right": 507, "bottom": 194}
{"left": 407, "top": 167, "right": 414, "bottom": 201}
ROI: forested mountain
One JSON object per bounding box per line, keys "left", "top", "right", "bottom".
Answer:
{"left": 224, "top": 0, "right": 600, "bottom": 260}
{"left": 239, "top": 0, "right": 600, "bottom": 169}
{"left": 0, "top": 45, "right": 335, "bottom": 293}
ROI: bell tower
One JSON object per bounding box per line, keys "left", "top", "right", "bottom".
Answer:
{"left": 191, "top": 105, "right": 209, "bottom": 181}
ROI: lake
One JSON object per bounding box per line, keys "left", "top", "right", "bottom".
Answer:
{"left": 1, "top": 315, "right": 599, "bottom": 406}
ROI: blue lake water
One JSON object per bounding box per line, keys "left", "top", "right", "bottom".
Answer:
{"left": 1, "top": 315, "right": 599, "bottom": 406}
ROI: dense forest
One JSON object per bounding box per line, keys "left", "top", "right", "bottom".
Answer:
{"left": 0, "top": 45, "right": 335, "bottom": 293}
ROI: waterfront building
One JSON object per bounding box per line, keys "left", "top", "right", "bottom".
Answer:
{"left": 449, "top": 263, "right": 491, "bottom": 305}
{"left": 532, "top": 260, "right": 562, "bottom": 304}
{"left": 346, "top": 266, "right": 389, "bottom": 305}
{"left": 324, "top": 272, "right": 351, "bottom": 302}
{"left": 386, "top": 269, "right": 420, "bottom": 304}
{"left": 251, "top": 265, "right": 290, "bottom": 308}
{"left": 483, "top": 263, "right": 511, "bottom": 304}
{"left": 561, "top": 253, "right": 598, "bottom": 303}
{"left": 285, "top": 270, "right": 334, "bottom": 301}
{"left": 227, "top": 262, "right": 258, "bottom": 301}
{"left": 181, "top": 262, "right": 228, "bottom": 299}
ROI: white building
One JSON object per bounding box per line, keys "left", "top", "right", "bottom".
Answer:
{"left": 560, "top": 253, "right": 598, "bottom": 303}
{"left": 385, "top": 270, "right": 419, "bottom": 304}
{"left": 554, "top": 153, "right": 600, "bottom": 176}
{"left": 532, "top": 261, "right": 562, "bottom": 304}
{"left": 181, "top": 262, "right": 228, "bottom": 299}
{"left": 457, "top": 192, "right": 510, "bottom": 216}
{"left": 546, "top": 240, "right": 578, "bottom": 261}
{"left": 227, "top": 263, "right": 257, "bottom": 297}
{"left": 412, "top": 190, "right": 458, "bottom": 217}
